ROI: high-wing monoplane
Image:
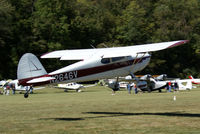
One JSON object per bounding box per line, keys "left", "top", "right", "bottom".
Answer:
{"left": 17, "top": 40, "right": 189, "bottom": 98}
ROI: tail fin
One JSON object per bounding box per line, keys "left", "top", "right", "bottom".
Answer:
{"left": 17, "top": 53, "right": 47, "bottom": 80}
{"left": 189, "top": 75, "right": 194, "bottom": 79}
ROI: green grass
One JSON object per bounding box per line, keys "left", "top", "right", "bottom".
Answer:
{"left": 0, "top": 86, "right": 200, "bottom": 134}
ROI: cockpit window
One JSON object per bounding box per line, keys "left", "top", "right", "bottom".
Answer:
{"left": 101, "top": 58, "right": 111, "bottom": 64}
{"left": 101, "top": 56, "right": 126, "bottom": 64}
{"left": 111, "top": 57, "right": 125, "bottom": 62}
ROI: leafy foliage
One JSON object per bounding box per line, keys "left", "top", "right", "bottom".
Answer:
{"left": 1, "top": 0, "right": 200, "bottom": 79}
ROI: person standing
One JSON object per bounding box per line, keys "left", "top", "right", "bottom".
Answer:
{"left": 3, "top": 84, "right": 7, "bottom": 95}
{"left": 6, "top": 85, "right": 10, "bottom": 95}
{"left": 11, "top": 83, "right": 15, "bottom": 94}
{"left": 174, "top": 82, "right": 179, "bottom": 91}
{"left": 29, "top": 85, "right": 33, "bottom": 94}
{"left": 127, "top": 83, "right": 131, "bottom": 94}
{"left": 134, "top": 84, "right": 138, "bottom": 94}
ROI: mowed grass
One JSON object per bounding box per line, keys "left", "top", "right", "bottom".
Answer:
{"left": 0, "top": 86, "right": 200, "bottom": 134}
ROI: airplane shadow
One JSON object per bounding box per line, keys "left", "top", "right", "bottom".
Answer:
{"left": 85, "top": 111, "right": 200, "bottom": 118}
{"left": 40, "top": 111, "right": 200, "bottom": 121}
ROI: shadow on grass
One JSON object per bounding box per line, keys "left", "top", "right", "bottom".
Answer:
{"left": 41, "top": 117, "right": 84, "bottom": 121}
{"left": 40, "top": 111, "right": 200, "bottom": 121}
{"left": 85, "top": 112, "right": 200, "bottom": 118}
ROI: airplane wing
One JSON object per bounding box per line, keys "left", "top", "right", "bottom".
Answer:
{"left": 83, "top": 83, "right": 97, "bottom": 88}
{"left": 41, "top": 40, "right": 189, "bottom": 60}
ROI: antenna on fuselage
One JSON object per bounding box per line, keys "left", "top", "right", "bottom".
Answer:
{"left": 102, "top": 43, "right": 108, "bottom": 48}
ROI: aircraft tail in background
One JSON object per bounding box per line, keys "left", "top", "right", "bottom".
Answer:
{"left": 189, "top": 75, "right": 194, "bottom": 79}
{"left": 188, "top": 75, "right": 200, "bottom": 85}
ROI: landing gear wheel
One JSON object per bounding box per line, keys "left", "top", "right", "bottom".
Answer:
{"left": 24, "top": 93, "right": 29, "bottom": 98}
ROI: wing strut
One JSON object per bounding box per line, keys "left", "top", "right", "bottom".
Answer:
{"left": 131, "top": 52, "right": 147, "bottom": 69}
{"left": 129, "top": 52, "right": 147, "bottom": 81}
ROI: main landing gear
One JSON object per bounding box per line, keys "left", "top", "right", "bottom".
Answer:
{"left": 24, "top": 85, "right": 33, "bottom": 98}
{"left": 24, "top": 92, "right": 29, "bottom": 98}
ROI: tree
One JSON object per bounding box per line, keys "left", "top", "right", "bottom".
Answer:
{"left": 0, "top": 0, "right": 14, "bottom": 79}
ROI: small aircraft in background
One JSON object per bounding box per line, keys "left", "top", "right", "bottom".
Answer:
{"left": 176, "top": 80, "right": 192, "bottom": 90}
{"left": 7, "top": 79, "right": 44, "bottom": 94}
{"left": 16, "top": 40, "right": 189, "bottom": 98}
{"left": 0, "top": 80, "right": 7, "bottom": 88}
{"left": 55, "top": 82, "right": 97, "bottom": 92}
{"left": 154, "top": 74, "right": 195, "bottom": 90}
{"left": 9, "top": 79, "right": 26, "bottom": 91}
{"left": 136, "top": 74, "right": 167, "bottom": 92}
{"left": 116, "top": 74, "right": 167, "bottom": 92}
{"left": 113, "top": 74, "right": 194, "bottom": 92}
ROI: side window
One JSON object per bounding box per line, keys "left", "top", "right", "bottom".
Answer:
{"left": 111, "top": 57, "right": 125, "bottom": 62}
{"left": 101, "top": 58, "right": 111, "bottom": 64}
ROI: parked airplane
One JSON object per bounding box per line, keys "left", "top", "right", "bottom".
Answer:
{"left": 55, "top": 82, "right": 97, "bottom": 92}
{"left": 8, "top": 79, "right": 44, "bottom": 93}
{"left": 138, "top": 74, "right": 167, "bottom": 92}
{"left": 156, "top": 75, "right": 194, "bottom": 91}
{"left": 176, "top": 80, "right": 192, "bottom": 90}
{"left": 17, "top": 40, "right": 189, "bottom": 98}
{"left": 9, "top": 79, "right": 26, "bottom": 91}
{"left": 0, "top": 80, "right": 6, "bottom": 88}
{"left": 121, "top": 74, "right": 167, "bottom": 92}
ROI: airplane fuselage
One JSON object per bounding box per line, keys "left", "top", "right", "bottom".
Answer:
{"left": 19, "top": 53, "right": 151, "bottom": 86}
{"left": 49, "top": 53, "right": 151, "bottom": 83}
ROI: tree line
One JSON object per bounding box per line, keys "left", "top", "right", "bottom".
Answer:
{"left": 0, "top": 0, "right": 200, "bottom": 79}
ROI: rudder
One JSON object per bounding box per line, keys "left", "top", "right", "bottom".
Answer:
{"left": 17, "top": 53, "right": 47, "bottom": 80}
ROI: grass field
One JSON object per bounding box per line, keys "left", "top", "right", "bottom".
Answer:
{"left": 0, "top": 86, "right": 200, "bottom": 134}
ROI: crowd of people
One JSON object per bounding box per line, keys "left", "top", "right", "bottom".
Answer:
{"left": 0, "top": 83, "right": 16, "bottom": 95}
{"left": 166, "top": 81, "right": 179, "bottom": 92}
{"left": 0, "top": 82, "right": 33, "bottom": 95}
{"left": 127, "top": 83, "right": 138, "bottom": 94}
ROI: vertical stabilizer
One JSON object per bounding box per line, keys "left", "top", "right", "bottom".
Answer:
{"left": 189, "top": 75, "right": 194, "bottom": 79}
{"left": 17, "top": 53, "right": 47, "bottom": 80}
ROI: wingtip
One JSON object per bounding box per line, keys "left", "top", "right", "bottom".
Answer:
{"left": 167, "top": 40, "right": 189, "bottom": 48}
{"left": 183, "top": 40, "right": 189, "bottom": 44}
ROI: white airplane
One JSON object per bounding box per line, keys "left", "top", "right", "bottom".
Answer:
{"left": 122, "top": 74, "right": 167, "bottom": 92}
{"left": 176, "top": 80, "right": 192, "bottom": 90}
{"left": 158, "top": 75, "right": 194, "bottom": 91}
{"left": 138, "top": 75, "right": 167, "bottom": 92}
{"left": 9, "top": 79, "right": 26, "bottom": 91}
{"left": 0, "top": 80, "right": 7, "bottom": 88}
{"left": 17, "top": 40, "right": 189, "bottom": 98}
{"left": 55, "top": 82, "right": 96, "bottom": 92}
{"left": 7, "top": 79, "right": 44, "bottom": 93}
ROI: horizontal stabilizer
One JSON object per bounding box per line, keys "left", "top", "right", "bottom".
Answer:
{"left": 27, "top": 77, "right": 55, "bottom": 84}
